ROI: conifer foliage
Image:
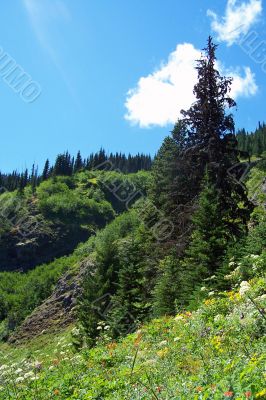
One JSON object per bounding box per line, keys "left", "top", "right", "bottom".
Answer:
{"left": 151, "top": 37, "right": 253, "bottom": 315}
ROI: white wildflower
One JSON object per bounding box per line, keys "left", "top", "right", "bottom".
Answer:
{"left": 15, "top": 376, "right": 24, "bottom": 383}
{"left": 214, "top": 314, "right": 222, "bottom": 322}
{"left": 30, "top": 376, "right": 39, "bottom": 381}
{"left": 173, "top": 337, "right": 181, "bottom": 342}
{"left": 158, "top": 340, "right": 167, "bottom": 347}
{"left": 143, "top": 359, "right": 157, "bottom": 365}
{"left": 174, "top": 315, "right": 184, "bottom": 321}
{"left": 24, "top": 371, "right": 34, "bottom": 379}
{"left": 15, "top": 368, "right": 23, "bottom": 374}
{"left": 239, "top": 281, "right": 251, "bottom": 297}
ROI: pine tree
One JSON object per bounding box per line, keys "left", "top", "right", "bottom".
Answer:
{"left": 74, "top": 151, "right": 83, "bottom": 172}
{"left": 153, "top": 254, "right": 182, "bottom": 316}
{"left": 42, "top": 159, "right": 50, "bottom": 181}
{"left": 107, "top": 238, "right": 147, "bottom": 337}
{"left": 149, "top": 134, "right": 179, "bottom": 214}
{"left": 174, "top": 37, "right": 251, "bottom": 237}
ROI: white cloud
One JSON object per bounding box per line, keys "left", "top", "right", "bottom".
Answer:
{"left": 125, "top": 44, "right": 200, "bottom": 128}
{"left": 229, "top": 67, "right": 258, "bottom": 97}
{"left": 207, "top": 0, "right": 262, "bottom": 46}
{"left": 125, "top": 43, "right": 258, "bottom": 128}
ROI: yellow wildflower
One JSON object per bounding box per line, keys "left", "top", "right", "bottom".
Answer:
{"left": 255, "top": 388, "right": 266, "bottom": 398}
{"left": 157, "top": 348, "right": 169, "bottom": 358}
{"left": 204, "top": 299, "right": 215, "bottom": 306}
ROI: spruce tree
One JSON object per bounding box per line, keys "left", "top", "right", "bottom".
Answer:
{"left": 149, "top": 134, "right": 179, "bottom": 213}
{"left": 173, "top": 37, "right": 251, "bottom": 238}
{"left": 153, "top": 254, "right": 183, "bottom": 316}
{"left": 42, "top": 159, "right": 50, "bottom": 181}
{"left": 74, "top": 151, "right": 83, "bottom": 172}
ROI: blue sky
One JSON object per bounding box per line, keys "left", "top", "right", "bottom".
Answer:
{"left": 0, "top": 0, "right": 265, "bottom": 172}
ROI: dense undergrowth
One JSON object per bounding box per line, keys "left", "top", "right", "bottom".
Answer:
{"left": 0, "top": 265, "right": 265, "bottom": 399}
{"left": 0, "top": 170, "right": 150, "bottom": 271}
{"left": 0, "top": 176, "right": 265, "bottom": 398}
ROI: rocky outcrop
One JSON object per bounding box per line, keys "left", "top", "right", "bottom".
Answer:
{"left": 8, "top": 260, "right": 92, "bottom": 344}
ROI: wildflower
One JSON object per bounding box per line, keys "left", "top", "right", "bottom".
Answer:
{"left": 24, "top": 371, "right": 34, "bottom": 379}
{"left": 208, "top": 291, "right": 215, "bottom": 296}
{"left": 158, "top": 340, "right": 167, "bottom": 347}
{"left": 15, "top": 368, "right": 23, "bottom": 374}
{"left": 33, "top": 361, "right": 42, "bottom": 371}
{"left": 15, "top": 376, "right": 25, "bottom": 383}
{"left": 204, "top": 299, "right": 215, "bottom": 306}
{"left": 143, "top": 359, "right": 157, "bottom": 366}
{"left": 156, "top": 386, "right": 163, "bottom": 393}
{"left": 255, "top": 388, "right": 266, "bottom": 398}
{"left": 200, "top": 286, "right": 207, "bottom": 291}
{"left": 196, "top": 386, "right": 203, "bottom": 392}
{"left": 134, "top": 333, "right": 142, "bottom": 347}
{"left": 174, "top": 337, "right": 181, "bottom": 342}
{"left": 0, "top": 365, "right": 8, "bottom": 371}
{"left": 174, "top": 315, "right": 184, "bottom": 321}
{"left": 30, "top": 376, "right": 39, "bottom": 381}
{"left": 250, "top": 254, "right": 259, "bottom": 259}
{"left": 54, "top": 389, "right": 60, "bottom": 395}
{"left": 224, "top": 391, "right": 234, "bottom": 397}
{"left": 157, "top": 348, "right": 169, "bottom": 358}
{"left": 239, "top": 281, "right": 251, "bottom": 297}
{"left": 214, "top": 314, "right": 222, "bottom": 323}
{"left": 49, "top": 366, "right": 54, "bottom": 371}
{"left": 245, "top": 391, "right": 252, "bottom": 398}
{"left": 107, "top": 342, "right": 117, "bottom": 351}
{"left": 256, "top": 294, "right": 266, "bottom": 301}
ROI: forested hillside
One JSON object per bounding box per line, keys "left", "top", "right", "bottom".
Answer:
{"left": 0, "top": 38, "right": 265, "bottom": 399}
{"left": 237, "top": 123, "right": 266, "bottom": 157}
{"left": 0, "top": 169, "right": 150, "bottom": 271}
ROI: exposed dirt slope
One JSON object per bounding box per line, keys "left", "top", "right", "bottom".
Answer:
{"left": 8, "top": 260, "right": 91, "bottom": 344}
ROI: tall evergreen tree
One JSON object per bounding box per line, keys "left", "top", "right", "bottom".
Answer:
{"left": 172, "top": 37, "right": 251, "bottom": 237}
{"left": 42, "top": 159, "right": 50, "bottom": 181}
{"left": 74, "top": 151, "right": 83, "bottom": 172}
{"left": 149, "top": 134, "right": 179, "bottom": 214}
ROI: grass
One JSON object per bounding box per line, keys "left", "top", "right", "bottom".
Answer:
{"left": 0, "top": 273, "right": 265, "bottom": 399}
